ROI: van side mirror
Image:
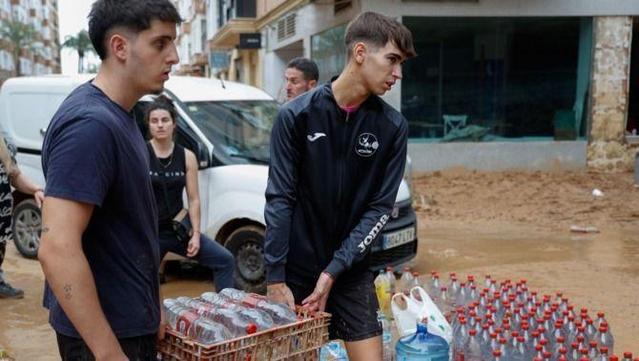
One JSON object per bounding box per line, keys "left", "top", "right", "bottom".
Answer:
{"left": 195, "top": 143, "right": 212, "bottom": 169}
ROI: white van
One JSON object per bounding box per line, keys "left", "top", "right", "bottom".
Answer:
{"left": 0, "top": 75, "right": 418, "bottom": 292}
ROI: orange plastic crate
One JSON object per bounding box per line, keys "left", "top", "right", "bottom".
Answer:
{"left": 158, "top": 309, "right": 330, "bottom": 361}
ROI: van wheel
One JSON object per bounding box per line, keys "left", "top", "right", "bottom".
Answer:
{"left": 225, "top": 225, "right": 266, "bottom": 294}
{"left": 12, "top": 199, "right": 41, "bottom": 259}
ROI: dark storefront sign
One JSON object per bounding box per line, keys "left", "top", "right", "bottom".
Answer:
{"left": 239, "top": 33, "right": 261, "bottom": 49}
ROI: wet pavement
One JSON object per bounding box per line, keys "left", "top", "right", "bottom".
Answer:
{"left": 0, "top": 220, "right": 637, "bottom": 358}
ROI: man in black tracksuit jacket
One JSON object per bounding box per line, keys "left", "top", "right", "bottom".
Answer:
{"left": 265, "top": 12, "right": 416, "bottom": 360}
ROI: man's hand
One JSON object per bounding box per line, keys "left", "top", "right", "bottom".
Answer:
{"left": 267, "top": 282, "right": 295, "bottom": 310}
{"left": 34, "top": 189, "right": 45, "bottom": 208}
{"left": 302, "top": 272, "right": 334, "bottom": 313}
{"left": 186, "top": 233, "right": 200, "bottom": 257}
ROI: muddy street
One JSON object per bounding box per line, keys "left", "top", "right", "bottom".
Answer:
{"left": 0, "top": 170, "right": 638, "bottom": 358}
{"left": 1, "top": 221, "right": 637, "bottom": 358}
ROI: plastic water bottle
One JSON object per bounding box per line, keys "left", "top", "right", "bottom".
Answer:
{"left": 201, "top": 292, "right": 275, "bottom": 330}
{"left": 189, "top": 318, "right": 233, "bottom": 345}
{"left": 426, "top": 272, "right": 441, "bottom": 299}
{"left": 319, "top": 340, "right": 349, "bottom": 360}
{"left": 385, "top": 266, "right": 397, "bottom": 295}
{"left": 595, "top": 312, "right": 610, "bottom": 332}
{"left": 463, "top": 329, "right": 483, "bottom": 361}
{"left": 398, "top": 267, "right": 414, "bottom": 295}
{"left": 396, "top": 322, "right": 449, "bottom": 361}
{"left": 375, "top": 270, "right": 392, "bottom": 319}
{"left": 594, "top": 325, "right": 614, "bottom": 353}
{"left": 220, "top": 288, "right": 297, "bottom": 325}
{"left": 378, "top": 311, "right": 394, "bottom": 361}
{"left": 175, "top": 297, "right": 258, "bottom": 337}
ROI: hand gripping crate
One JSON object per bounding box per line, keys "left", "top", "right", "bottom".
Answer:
{"left": 158, "top": 308, "right": 330, "bottom": 361}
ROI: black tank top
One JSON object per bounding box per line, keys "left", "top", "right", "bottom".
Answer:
{"left": 148, "top": 143, "right": 187, "bottom": 231}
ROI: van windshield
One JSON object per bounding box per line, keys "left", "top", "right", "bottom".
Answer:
{"left": 183, "top": 100, "right": 278, "bottom": 163}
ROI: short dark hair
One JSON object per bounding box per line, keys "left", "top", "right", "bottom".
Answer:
{"left": 344, "top": 12, "right": 416, "bottom": 60}
{"left": 286, "top": 57, "right": 319, "bottom": 82}
{"left": 145, "top": 95, "right": 177, "bottom": 125}
{"left": 89, "top": 0, "right": 182, "bottom": 59}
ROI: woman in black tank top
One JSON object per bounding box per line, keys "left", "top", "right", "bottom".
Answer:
{"left": 146, "top": 97, "right": 235, "bottom": 291}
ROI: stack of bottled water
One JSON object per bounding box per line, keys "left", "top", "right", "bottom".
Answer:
{"left": 376, "top": 269, "right": 635, "bottom": 361}
{"left": 422, "top": 272, "right": 628, "bottom": 361}
{"left": 163, "top": 288, "right": 299, "bottom": 345}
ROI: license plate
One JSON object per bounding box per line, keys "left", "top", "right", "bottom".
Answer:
{"left": 382, "top": 227, "right": 415, "bottom": 250}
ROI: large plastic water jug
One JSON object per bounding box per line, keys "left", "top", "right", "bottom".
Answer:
{"left": 396, "top": 322, "right": 450, "bottom": 361}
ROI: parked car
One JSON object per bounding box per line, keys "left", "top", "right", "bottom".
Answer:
{"left": 0, "top": 74, "right": 418, "bottom": 292}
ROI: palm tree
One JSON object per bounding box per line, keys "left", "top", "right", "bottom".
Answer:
{"left": 62, "top": 30, "right": 95, "bottom": 73}
{"left": 0, "top": 18, "right": 37, "bottom": 76}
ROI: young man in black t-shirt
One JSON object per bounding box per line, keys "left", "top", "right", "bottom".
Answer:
{"left": 39, "top": 1, "right": 181, "bottom": 360}
{"left": 265, "top": 12, "right": 416, "bottom": 361}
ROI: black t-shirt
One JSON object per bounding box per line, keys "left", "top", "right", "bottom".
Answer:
{"left": 42, "top": 82, "right": 160, "bottom": 338}
{"left": 147, "top": 143, "right": 186, "bottom": 233}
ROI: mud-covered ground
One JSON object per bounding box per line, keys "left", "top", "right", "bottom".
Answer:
{"left": 0, "top": 169, "right": 637, "bottom": 358}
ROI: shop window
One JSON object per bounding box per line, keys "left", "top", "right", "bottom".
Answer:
{"left": 402, "top": 17, "right": 592, "bottom": 141}
{"left": 311, "top": 24, "right": 346, "bottom": 83}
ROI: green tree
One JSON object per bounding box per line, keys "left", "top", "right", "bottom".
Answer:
{"left": 0, "top": 18, "right": 38, "bottom": 76}
{"left": 62, "top": 30, "right": 95, "bottom": 73}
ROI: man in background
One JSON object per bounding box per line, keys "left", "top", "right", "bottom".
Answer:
{"left": 284, "top": 57, "right": 319, "bottom": 101}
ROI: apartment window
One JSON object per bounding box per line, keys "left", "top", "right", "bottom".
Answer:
{"left": 201, "top": 19, "right": 207, "bottom": 53}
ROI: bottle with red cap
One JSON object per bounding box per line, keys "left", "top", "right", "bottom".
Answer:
{"left": 622, "top": 352, "right": 633, "bottom": 361}
{"left": 462, "top": 328, "right": 483, "bottom": 361}
{"left": 588, "top": 340, "right": 600, "bottom": 360}
{"left": 594, "top": 323, "right": 615, "bottom": 353}
{"left": 397, "top": 266, "right": 414, "bottom": 295}
{"left": 595, "top": 347, "right": 612, "bottom": 361}
{"left": 426, "top": 271, "right": 440, "bottom": 298}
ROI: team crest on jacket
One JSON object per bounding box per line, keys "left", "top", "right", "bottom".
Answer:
{"left": 355, "top": 133, "right": 379, "bottom": 157}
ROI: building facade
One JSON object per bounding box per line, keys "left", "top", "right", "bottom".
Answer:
{"left": 178, "top": 0, "right": 639, "bottom": 172}
{"left": 0, "top": 0, "right": 61, "bottom": 83}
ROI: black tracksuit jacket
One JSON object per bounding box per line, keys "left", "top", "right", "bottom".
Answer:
{"left": 264, "top": 82, "right": 408, "bottom": 284}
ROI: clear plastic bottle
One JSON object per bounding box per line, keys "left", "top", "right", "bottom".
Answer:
{"left": 320, "top": 340, "right": 349, "bottom": 361}
{"left": 378, "top": 311, "right": 394, "bottom": 361}
{"left": 594, "top": 325, "right": 614, "bottom": 354}
{"left": 426, "top": 272, "right": 441, "bottom": 299}
{"left": 512, "top": 335, "right": 530, "bottom": 361}
{"left": 189, "top": 318, "right": 232, "bottom": 345}
{"left": 622, "top": 352, "right": 634, "bottom": 361}
{"left": 452, "top": 318, "right": 468, "bottom": 361}
{"left": 219, "top": 288, "right": 297, "bottom": 325}
{"left": 463, "top": 329, "right": 483, "bottom": 361}
{"left": 175, "top": 297, "right": 257, "bottom": 337}
{"left": 398, "top": 267, "right": 414, "bottom": 295}
{"left": 375, "top": 270, "right": 392, "bottom": 319}
{"left": 385, "top": 266, "right": 397, "bottom": 295}
{"left": 595, "top": 312, "right": 609, "bottom": 331}
{"left": 411, "top": 271, "right": 421, "bottom": 290}
{"left": 201, "top": 292, "right": 274, "bottom": 330}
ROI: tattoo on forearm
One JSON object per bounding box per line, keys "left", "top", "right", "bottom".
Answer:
{"left": 63, "top": 284, "right": 72, "bottom": 300}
